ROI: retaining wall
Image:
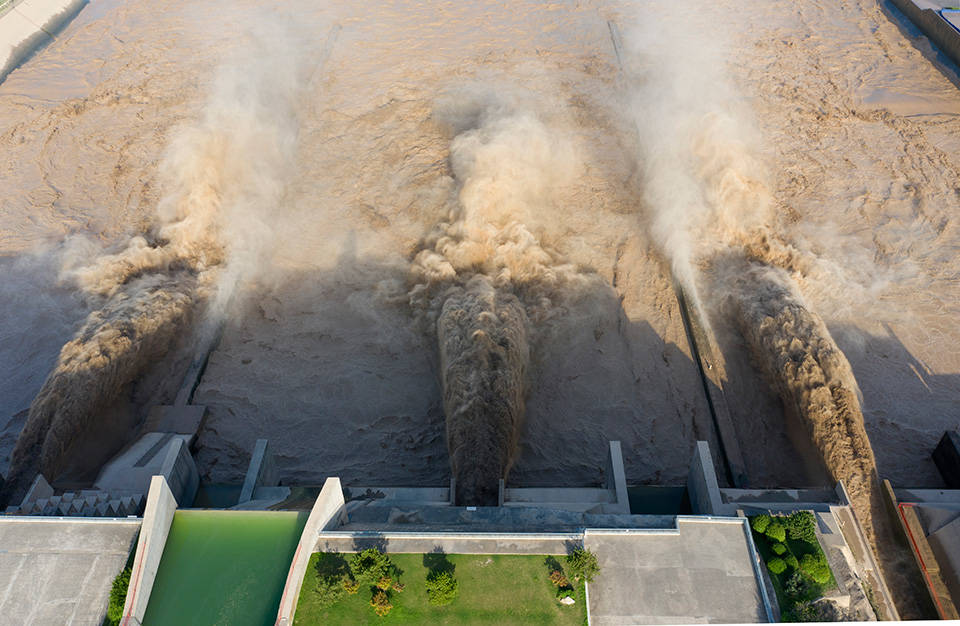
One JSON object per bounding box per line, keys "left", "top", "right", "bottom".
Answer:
{"left": 275, "top": 477, "right": 346, "bottom": 625}
{"left": 0, "top": 0, "right": 87, "bottom": 82}
{"left": 889, "top": 0, "right": 960, "bottom": 67}
{"left": 120, "top": 476, "right": 178, "bottom": 626}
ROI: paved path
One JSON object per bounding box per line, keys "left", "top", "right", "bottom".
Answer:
{"left": 0, "top": 518, "right": 139, "bottom": 625}
{"left": 585, "top": 520, "right": 769, "bottom": 624}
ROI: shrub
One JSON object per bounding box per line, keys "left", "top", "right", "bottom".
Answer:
{"left": 350, "top": 549, "right": 392, "bottom": 585}
{"left": 785, "top": 554, "right": 799, "bottom": 570}
{"left": 785, "top": 512, "right": 818, "bottom": 545}
{"left": 767, "top": 557, "right": 787, "bottom": 575}
{"left": 105, "top": 567, "right": 131, "bottom": 626}
{"left": 549, "top": 570, "right": 571, "bottom": 587}
{"left": 783, "top": 571, "right": 808, "bottom": 600}
{"left": 314, "top": 553, "right": 352, "bottom": 607}
{"left": 425, "top": 570, "right": 459, "bottom": 606}
{"left": 566, "top": 548, "right": 600, "bottom": 583}
{"left": 800, "top": 553, "right": 831, "bottom": 584}
{"left": 342, "top": 578, "right": 360, "bottom": 594}
{"left": 370, "top": 590, "right": 393, "bottom": 617}
{"left": 751, "top": 514, "right": 772, "bottom": 534}
{"left": 772, "top": 542, "right": 787, "bottom": 555}
{"left": 765, "top": 522, "right": 786, "bottom": 543}
{"left": 315, "top": 576, "right": 346, "bottom": 608}
{"left": 376, "top": 576, "right": 393, "bottom": 591}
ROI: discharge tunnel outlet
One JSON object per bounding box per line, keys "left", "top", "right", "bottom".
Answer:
{"left": 437, "top": 278, "right": 529, "bottom": 507}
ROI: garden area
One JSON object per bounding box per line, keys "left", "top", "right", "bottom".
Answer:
{"left": 294, "top": 548, "right": 597, "bottom": 624}
{"left": 749, "top": 512, "right": 838, "bottom": 622}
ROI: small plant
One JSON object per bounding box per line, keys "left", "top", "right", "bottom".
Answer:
{"left": 351, "top": 548, "right": 392, "bottom": 585}
{"left": 392, "top": 580, "right": 405, "bottom": 593}
{"left": 772, "top": 542, "right": 787, "bottom": 555}
{"left": 767, "top": 557, "right": 787, "bottom": 575}
{"left": 800, "top": 553, "right": 831, "bottom": 584}
{"left": 765, "top": 522, "right": 786, "bottom": 543}
{"left": 751, "top": 514, "right": 772, "bottom": 534}
{"left": 549, "top": 569, "right": 571, "bottom": 587}
{"left": 370, "top": 590, "right": 393, "bottom": 617}
{"left": 342, "top": 578, "right": 360, "bottom": 595}
{"left": 425, "top": 570, "right": 459, "bottom": 606}
{"left": 105, "top": 567, "right": 131, "bottom": 626}
{"left": 566, "top": 548, "right": 600, "bottom": 583}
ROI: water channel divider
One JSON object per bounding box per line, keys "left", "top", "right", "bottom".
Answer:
{"left": 275, "top": 477, "right": 347, "bottom": 625}
{"left": 120, "top": 475, "right": 177, "bottom": 626}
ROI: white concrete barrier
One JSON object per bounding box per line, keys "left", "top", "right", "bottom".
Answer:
{"left": 275, "top": 477, "right": 346, "bottom": 625}
{"left": 120, "top": 476, "right": 178, "bottom": 626}
{"left": 0, "top": 0, "right": 88, "bottom": 81}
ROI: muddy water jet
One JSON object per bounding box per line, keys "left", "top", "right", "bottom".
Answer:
{"left": 0, "top": 28, "right": 302, "bottom": 505}
{"left": 410, "top": 96, "right": 586, "bottom": 505}
{"left": 438, "top": 276, "right": 528, "bottom": 505}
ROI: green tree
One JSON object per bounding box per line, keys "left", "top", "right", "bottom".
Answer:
{"left": 350, "top": 548, "right": 392, "bottom": 585}
{"left": 765, "top": 522, "right": 786, "bottom": 543}
{"left": 566, "top": 548, "right": 600, "bottom": 583}
{"left": 425, "top": 570, "right": 459, "bottom": 606}
{"left": 799, "top": 553, "right": 831, "bottom": 584}
{"left": 751, "top": 514, "right": 772, "bottom": 534}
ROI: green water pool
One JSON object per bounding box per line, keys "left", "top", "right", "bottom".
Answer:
{"left": 143, "top": 510, "right": 307, "bottom": 626}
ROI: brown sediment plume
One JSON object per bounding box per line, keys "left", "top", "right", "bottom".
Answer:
{"left": 410, "top": 98, "right": 587, "bottom": 505}
{"left": 438, "top": 276, "right": 529, "bottom": 505}
{"left": 3, "top": 276, "right": 197, "bottom": 501}
{"left": 727, "top": 262, "right": 926, "bottom": 618}
{"left": 0, "top": 36, "right": 300, "bottom": 506}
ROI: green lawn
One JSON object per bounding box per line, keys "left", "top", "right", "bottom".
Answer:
{"left": 294, "top": 553, "right": 588, "bottom": 625}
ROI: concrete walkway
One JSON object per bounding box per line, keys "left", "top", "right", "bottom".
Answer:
{"left": 0, "top": 517, "right": 140, "bottom": 625}
{"left": 585, "top": 520, "right": 770, "bottom": 624}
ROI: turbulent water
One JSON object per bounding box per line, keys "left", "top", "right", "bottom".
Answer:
{"left": 0, "top": 28, "right": 301, "bottom": 504}
{"left": 409, "top": 99, "right": 591, "bottom": 504}
{"left": 1, "top": 1, "right": 959, "bottom": 613}
{"left": 437, "top": 277, "right": 529, "bottom": 505}
{"left": 727, "top": 263, "right": 926, "bottom": 617}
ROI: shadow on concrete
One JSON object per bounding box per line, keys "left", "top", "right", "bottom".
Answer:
{"left": 423, "top": 547, "right": 455, "bottom": 577}
{"left": 350, "top": 532, "right": 388, "bottom": 554}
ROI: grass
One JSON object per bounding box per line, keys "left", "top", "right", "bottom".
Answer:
{"left": 294, "top": 553, "right": 588, "bottom": 625}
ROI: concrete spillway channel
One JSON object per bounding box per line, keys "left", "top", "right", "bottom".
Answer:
{"left": 606, "top": 20, "right": 748, "bottom": 488}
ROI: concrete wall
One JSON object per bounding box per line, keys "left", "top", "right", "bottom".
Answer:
{"left": 120, "top": 476, "right": 178, "bottom": 626}
{"left": 889, "top": 0, "right": 960, "bottom": 68}
{"left": 275, "top": 477, "right": 346, "bottom": 626}
{"left": 239, "top": 439, "right": 278, "bottom": 505}
{"left": 160, "top": 437, "right": 198, "bottom": 507}
{"left": 604, "top": 440, "right": 630, "bottom": 514}
{"left": 0, "top": 0, "right": 87, "bottom": 81}
{"left": 688, "top": 441, "right": 724, "bottom": 515}
{"left": 316, "top": 531, "right": 582, "bottom": 554}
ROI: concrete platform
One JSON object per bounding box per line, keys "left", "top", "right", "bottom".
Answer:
{"left": 95, "top": 432, "right": 197, "bottom": 506}
{"left": 0, "top": 517, "right": 139, "bottom": 625}
{"left": 585, "top": 519, "right": 771, "bottom": 624}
